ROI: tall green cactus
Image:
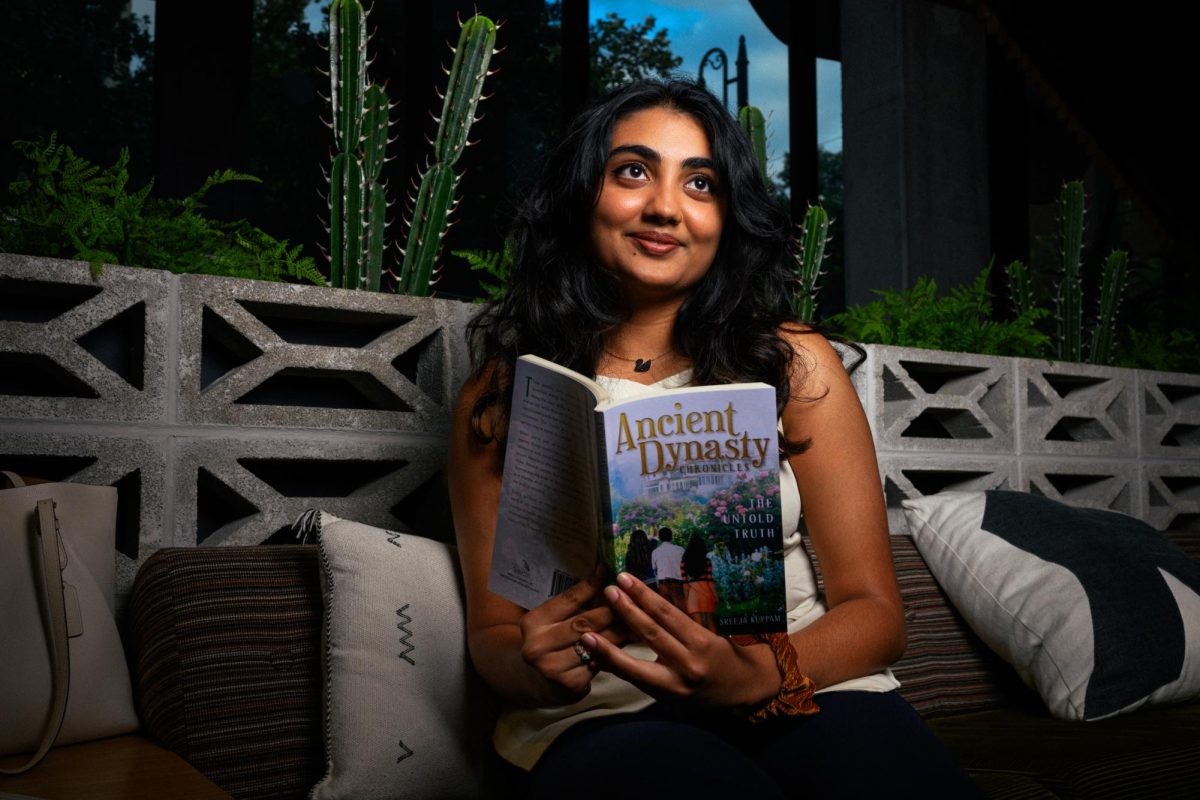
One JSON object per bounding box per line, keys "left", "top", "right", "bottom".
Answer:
{"left": 1088, "top": 249, "right": 1130, "bottom": 364}
{"left": 738, "top": 104, "right": 829, "bottom": 322}
{"left": 793, "top": 205, "right": 830, "bottom": 322}
{"left": 1054, "top": 180, "right": 1086, "bottom": 362}
{"left": 327, "top": 0, "right": 391, "bottom": 291}
{"left": 738, "top": 105, "right": 769, "bottom": 190}
{"left": 394, "top": 14, "right": 498, "bottom": 297}
{"left": 1005, "top": 259, "right": 1036, "bottom": 318}
{"left": 1006, "top": 180, "right": 1130, "bottom": 365}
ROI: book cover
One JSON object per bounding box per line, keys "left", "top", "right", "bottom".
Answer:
{"left": 490, "top": 355, "right": 787, "bottom": 635}
{"left": 601, "top": 386, "right": 786, "bottom": 635}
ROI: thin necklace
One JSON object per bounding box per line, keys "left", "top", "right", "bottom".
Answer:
{"left": 604, "top": 347, "right": 674, "bottom": 374}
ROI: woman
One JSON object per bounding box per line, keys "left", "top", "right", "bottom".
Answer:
{"left": 680, "top": 534, "right": 719, "bottom": 633}
{"left": 448, "top": 79, "right": 977, "bottom": 798}
{"left": 623, "top": 528, "right": 657, "bottom": 591}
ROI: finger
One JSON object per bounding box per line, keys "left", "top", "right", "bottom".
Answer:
{"left": 522, "top": 603, "right": 620, "bottom": 664}
{"left": 568, "top": 604, "right": 616, "bottom": 636}
{"left": 524, "top": 567, "right": 605, "bottom": 625}
{"left": 609, "top": 572, "right": 704, "bottom": 646}
{"left": 579, "top": 630, "right": 679, "bottom": 694}
{"left": 601, "top": 580, "right": 690, "bottom": 664}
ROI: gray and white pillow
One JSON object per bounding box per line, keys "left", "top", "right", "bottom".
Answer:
{"left": 902, "top": 490, "right": 1200, "bottom": 721}
{"left": 307, "top": 512, "right": 494, "bottom": 799}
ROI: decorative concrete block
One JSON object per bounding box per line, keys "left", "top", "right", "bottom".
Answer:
{"left": 1018, "top": 358, "right": 1135, "bottom": 457}
{"left": 0, "top": 426, "right": 167, "bottom": 607}
{"left": 859, "top": 345, "right": 1014, "bottom": 455}
{"left": 877, "top": 454, "right": 1017, "bottom": 534}
{"left": 1020, "top": 460, "right": 1139, "bottom": 517}
{"left": 1142, "top": 462, "right": 1200, "bottom": 531}
{"left": 173, "top": 436, "right": 450, "bottom": 549}
{"left": 177, "top": 273, "right": 471, "bottom": 431}
{"left": 1139, "top": 368, "right": 1200, "bottom": 460}
{"left": 0, "top": 255, "right": 170, "bottom": 422}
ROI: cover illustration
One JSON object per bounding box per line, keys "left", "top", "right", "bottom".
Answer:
{"left": 600, "top": 386, "right": 786, "bottom": 635}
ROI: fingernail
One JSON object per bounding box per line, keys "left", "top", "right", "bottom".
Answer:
{"left": 581, "top": 633, "right": 597, "bottom": 648}
{"left": 604, "top": 585, "right": 622, "bottom": 603}
{"left": 616, "top": 572, "right": 633, "bottom": 589}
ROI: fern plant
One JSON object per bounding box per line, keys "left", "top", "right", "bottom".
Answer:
{"left": 452, "top": 241, "right": 512, "bottom": 303}
{"left": 829, "top": 265, "right": 1051, "bottom": 357}
{"left": 0, "top": 134, "right": 323, "bottom": 284}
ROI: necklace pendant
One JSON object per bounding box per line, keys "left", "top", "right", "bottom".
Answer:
{"left": 633, "top": 358, "right": 651, "bottom": 373}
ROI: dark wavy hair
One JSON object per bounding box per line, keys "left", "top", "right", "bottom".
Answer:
{"left": 468, "top": 78, "right": 818, "bottom": 449}
{"left": 682, "top": 534, "right": 711, "bottom": 580}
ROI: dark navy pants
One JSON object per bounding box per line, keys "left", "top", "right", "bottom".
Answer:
{"left": 517, "top": 691, "right": 981, "bottom": 799}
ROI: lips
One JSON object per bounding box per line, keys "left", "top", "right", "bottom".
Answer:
{"left": 629, "top": 231, "right": 683, "bottom": 255}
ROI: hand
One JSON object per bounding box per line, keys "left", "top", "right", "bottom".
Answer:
{"left": 519, "top": 567, "right": 627, "bottom": 705}
{"left": 581, "top": 572, "right": 782, "bottom": 708}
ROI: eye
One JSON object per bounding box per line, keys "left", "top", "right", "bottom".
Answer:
{"left": 687, "top": 175, "right": 716, "bottom": 194}
{"left": 614, "top": 162, "right": 649, "bottom": 181}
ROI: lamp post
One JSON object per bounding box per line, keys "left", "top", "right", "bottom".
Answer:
{"left": 698, "top": 35, "right": 749, "bottom": 110}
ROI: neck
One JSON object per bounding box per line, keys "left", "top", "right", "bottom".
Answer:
{"left": 598, "top": 305, "right": 686, "bottom": 381}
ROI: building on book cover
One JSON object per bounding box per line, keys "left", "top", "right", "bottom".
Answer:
{"left": 601, "top": 388, "right": 786, "bottom": 635}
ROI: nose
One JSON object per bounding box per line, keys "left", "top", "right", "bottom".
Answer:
{"left": 643, "top": 180, "right": 680, "bottom": 225}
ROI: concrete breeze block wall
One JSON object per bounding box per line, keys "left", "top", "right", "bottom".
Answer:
{"left": 858, "top": 344, "right": 1200, "bottom": 533}
{"left": 3, "top": 255, "right": 1198, "bottom": 603}
{"left": 1, "top": 255, "right": 474, "bottom": 604}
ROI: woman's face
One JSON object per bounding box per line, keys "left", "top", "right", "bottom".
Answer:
{"left": 590, "top": 106, "right": 725, "bottom": 303}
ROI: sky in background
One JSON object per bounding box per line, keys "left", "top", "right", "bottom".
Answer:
{"left": 137, "top": 0, "right": 842, "bottom": 176}
{"left": 592, "top": 0, "right": 843, "bottom": 183}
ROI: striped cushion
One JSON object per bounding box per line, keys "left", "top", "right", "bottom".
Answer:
{"left": 128, "top": 545, "right": 324, "bottom": 800}
{"left": 805, "top": 535, "right": 1028, "bottom": 716}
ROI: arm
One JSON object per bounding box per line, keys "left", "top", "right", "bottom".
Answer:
{"left": 581, "top": 330, "right": 903, "bottom": 703}
{"left": 447, "top": 373, "right": 622, "bottom": 708}
{"left": 779, "top": 329, "right": 906, "bottom": 689}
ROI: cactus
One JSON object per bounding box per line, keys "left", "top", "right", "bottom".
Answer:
{"left": 738, "top": 105, "right": 769, "bottom": 190}
{"left": 1054, "top": 180, "right": 1086, "bottom": 361}
{"left": 394, "top": 14, "right": 498, "bottom": 297}
{"left": 792, "top": 205, "right": 830, "bottom": 322}
{"left": 326, "top": 0, "right": 392, "bottom": 291}
{"left": 1006, "top": 181, "right": 1129, "bottom": 365}
{"left": 1004, "top": 259, "right": 1036, "bottom": 318}
{"left": 1088, "top": 249, "right": 1130, "bottom": 364}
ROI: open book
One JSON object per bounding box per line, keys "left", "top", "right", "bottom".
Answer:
{"left": 489, "top": 354, "right": 787, "bottom": 635}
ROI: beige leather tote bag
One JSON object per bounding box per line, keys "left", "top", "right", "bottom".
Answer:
{"left": 0, "top": 471, "right": 138, "bottom": 773}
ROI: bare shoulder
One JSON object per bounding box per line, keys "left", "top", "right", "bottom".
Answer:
{"left": 776, "top": 323, "right": 855, "bottom": 402}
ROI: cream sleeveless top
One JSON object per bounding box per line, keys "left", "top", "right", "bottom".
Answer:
{"left": 493, "top": 371, "right": 899, "bottom": 770}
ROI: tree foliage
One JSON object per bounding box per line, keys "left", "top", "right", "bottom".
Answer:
{"left": 589, "top": 12, "right": 684, "bottom": 96}
{"left": 0, "top": 0, "right": 154, "bottom": 189}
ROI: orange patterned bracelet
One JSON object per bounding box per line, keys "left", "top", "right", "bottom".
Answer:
{"left": 730, "top": 632, "right": 820, "bottom": 722}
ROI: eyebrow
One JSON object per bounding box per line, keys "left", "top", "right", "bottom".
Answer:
{"left": 608, "top": 144, "right": 716, "bottom": 172}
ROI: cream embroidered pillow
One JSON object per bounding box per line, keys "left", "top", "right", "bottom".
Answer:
{"left": 308, "top": 512, "right": 494, "bottom": 799}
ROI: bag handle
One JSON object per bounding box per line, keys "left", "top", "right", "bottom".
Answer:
{"left": 0, "top": 499, "right": 73, "bottom": 775}
{"left": 1, "top": 470, "right": 26, "bottom": 489}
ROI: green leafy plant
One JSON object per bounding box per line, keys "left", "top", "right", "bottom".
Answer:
{"left": 0, "top": 134, "right": 323, "bottom": 284}
{"left": 828, "top": 265, "right": 1051, "bottom": 357}
{"left": 1113, "top": 327, "right": 1200, "bottom": 374}
{"left": 452, "top": 241, "right": 512, "bottom": 303}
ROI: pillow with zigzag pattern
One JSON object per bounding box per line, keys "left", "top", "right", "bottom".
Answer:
{"left": 306, "top": 511, "right": 494, "bottom": 799}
